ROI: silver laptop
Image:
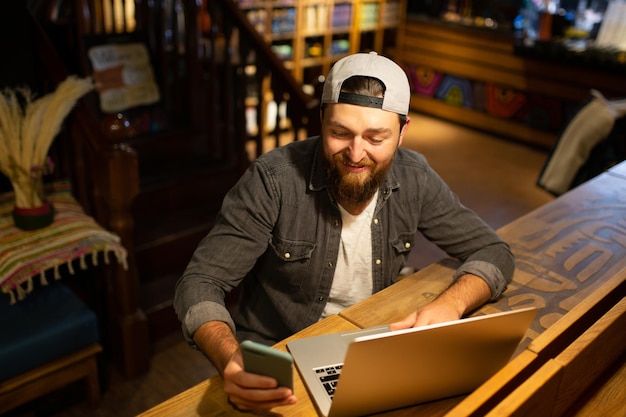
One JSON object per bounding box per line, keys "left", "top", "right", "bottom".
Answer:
{"left": 287, "top": 307, "right": 538, "bottom": 417}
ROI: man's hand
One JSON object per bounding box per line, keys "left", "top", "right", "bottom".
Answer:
{"left": 389, "top": 274, "right": 491, "bottom": 330}
{"left": 388, "top": 298, "right": 462, "bottom": 330}
{"left": 194, "top": 321, "right": 297, "bottom": 411}
{"left": 222, "top": 350, "right": 297, "bottom": 411}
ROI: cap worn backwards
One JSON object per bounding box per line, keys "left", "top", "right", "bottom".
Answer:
{"left": 321, "top": 52, "right": 411, "bottom": 116}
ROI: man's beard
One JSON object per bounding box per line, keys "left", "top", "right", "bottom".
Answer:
{"left": 325, "top": 154, "right": 391, "bottom": 206}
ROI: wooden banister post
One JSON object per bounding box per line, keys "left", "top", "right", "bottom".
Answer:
{"left": 97, "top": 139, "right": 150, "bottom": 378}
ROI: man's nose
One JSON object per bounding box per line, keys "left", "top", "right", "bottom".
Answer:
{"left": 346, "top": 137, "right": 365, "bottom": 162}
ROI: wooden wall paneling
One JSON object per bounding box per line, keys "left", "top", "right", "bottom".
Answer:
{"left": 485, "top": 359, "right": 562, "bottom": 417}
{"left": 551, "top": 297, "right": 626, "bottom": 417}
{"left": 445, "top": 350, "right": 542, "bottom": 417}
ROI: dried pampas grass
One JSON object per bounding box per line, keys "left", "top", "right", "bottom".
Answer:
{"left": 0, "top": 76, "right": 93, "bottom": 208}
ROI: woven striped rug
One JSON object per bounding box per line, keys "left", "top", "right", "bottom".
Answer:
{"left": 0, "top": 180, "right": 127, "bottom": 304}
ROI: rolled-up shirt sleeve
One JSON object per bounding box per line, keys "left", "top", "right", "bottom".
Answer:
{"left": 180, "top": 301, "right": 235, "bottom": 347}
{"left": 453, "top": 258, "right": 510, "bottom": 301}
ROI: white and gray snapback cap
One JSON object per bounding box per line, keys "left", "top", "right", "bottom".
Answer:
{"left": 321, "top": 51, "right": 410, "bottom": 116}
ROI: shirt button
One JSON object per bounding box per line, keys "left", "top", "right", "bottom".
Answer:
{"left": 327, "top": 261, "right": 333, "bottom": 268}
{"left": 334, "top": 219, "right": 340, "bottom": 227}
{"left": 284, "top": 253, "right": 291, "bottom": 259}
{"left": 373, "top": 218, "right": 379, "bottom": 225}
{"left": 405, "top": 242, "right": 411, "bottom": 249}
{"left": 318, "top": 296, "right": 325, "bottom": 302}
{"left": 375, "top": 259, "right": 382, "bottom": 265}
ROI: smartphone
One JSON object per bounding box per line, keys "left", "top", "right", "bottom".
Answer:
{"left": 240, "top": 340, "right": 294, "bottom": 390}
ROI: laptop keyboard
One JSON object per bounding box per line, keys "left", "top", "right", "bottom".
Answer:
{"left": 314, "top": 364, "right": 344, "bottom": 399}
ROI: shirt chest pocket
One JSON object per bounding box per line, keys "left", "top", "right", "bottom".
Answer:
{"left": 264, "top": 236, "right": 317, "bottom": 291}
{"left": 269, "top": 236, "right": 316, "bottom": 262}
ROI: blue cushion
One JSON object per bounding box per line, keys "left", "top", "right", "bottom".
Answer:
{"left": 0, "top": 283, "right": 99, "bottom": 381}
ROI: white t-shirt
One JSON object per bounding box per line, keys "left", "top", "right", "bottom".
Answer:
{"left": 321, "top": 191, "right": 378, "bottom": 319}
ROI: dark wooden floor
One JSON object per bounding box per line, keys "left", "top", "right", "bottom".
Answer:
{"left": 6, "top": 113, "right": 554, "bottom": 416}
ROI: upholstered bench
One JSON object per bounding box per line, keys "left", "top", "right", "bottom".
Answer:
{"left": 0, "top": 282, "right": 102, "bottom": 414}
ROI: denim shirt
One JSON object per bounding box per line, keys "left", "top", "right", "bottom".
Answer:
{"left": 174, "top": 137, "right": 514, "bottom": 345}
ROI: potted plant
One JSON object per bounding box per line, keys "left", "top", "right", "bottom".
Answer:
{"left": 0, "top": 76, "right": 93, "bottom": 230}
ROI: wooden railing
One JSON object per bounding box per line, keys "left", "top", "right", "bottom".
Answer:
{"left": 72, "top": 0, "right": 321, "bottom": 158}
{"left": 203, "top": 0, "right": 322, "bottom": 156}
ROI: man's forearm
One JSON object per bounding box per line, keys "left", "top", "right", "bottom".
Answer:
{"left": 436, "top": 273, "right": 492, "bottom": 316}
{"left": 193, "top": 321, "right": 240, "bottom": 374}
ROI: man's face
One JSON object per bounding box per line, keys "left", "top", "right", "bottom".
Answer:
{"left": 321, "top": 103, "right": 409, "bottom": 206}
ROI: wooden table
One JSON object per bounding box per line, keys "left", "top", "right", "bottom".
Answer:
{"left": 139, "top": 163, "right": 626, "bottom": 416}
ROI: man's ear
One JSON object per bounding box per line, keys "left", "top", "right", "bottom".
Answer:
{"left": 398, "top": 116, "right": 410, "bottom": 147}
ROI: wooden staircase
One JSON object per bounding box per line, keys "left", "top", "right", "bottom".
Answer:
{"left": 30, "top": 0, "right": 320, "bottom": 376}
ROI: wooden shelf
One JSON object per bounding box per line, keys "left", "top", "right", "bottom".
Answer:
{"left": 409, "top": 94, "right": 556, "bottom": 149}
{"left": 238, "top": 0, "right": 403, "bottom": 84}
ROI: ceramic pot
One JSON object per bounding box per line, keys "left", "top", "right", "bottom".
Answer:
{"left": 12, "top": 201, "right": 55, "bottom": 230}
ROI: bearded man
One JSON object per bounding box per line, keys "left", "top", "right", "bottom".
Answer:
{"left": 174, "top": 52, "right": 514, "bottom": 411}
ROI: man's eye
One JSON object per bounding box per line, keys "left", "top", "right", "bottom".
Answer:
{"left": 369, "top": 137, "right": 384, "bottom": 144}
{"left": 332, "top": 130, "right": 348, "bottom": 137}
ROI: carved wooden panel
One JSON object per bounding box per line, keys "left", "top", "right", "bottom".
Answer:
{"left": 491, "top": 169, "right": 626, "bottom": 346}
